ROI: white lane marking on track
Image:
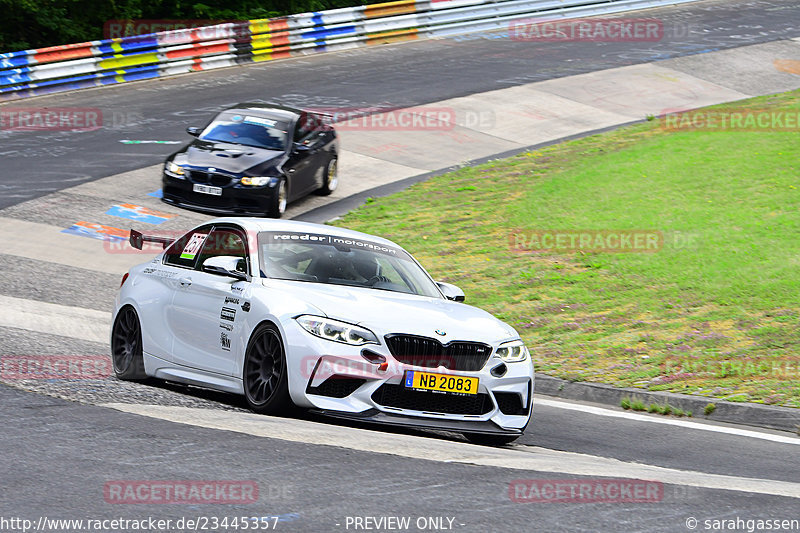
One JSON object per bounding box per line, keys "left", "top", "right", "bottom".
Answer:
{"left": 119, "top": 140, "right": 182, "bottom": 144}
{"left": 536, "top": 398, "right": 800, "bottom": 445}
{"left": 0, "top": 295, "right": 110, "bottom": 344}
{"left": 104, "top": 403, "right": 800, "bottom": 499}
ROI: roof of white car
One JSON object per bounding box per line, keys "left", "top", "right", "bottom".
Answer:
{"left": 207, "top": 217, "right": 401, "bottom": 247}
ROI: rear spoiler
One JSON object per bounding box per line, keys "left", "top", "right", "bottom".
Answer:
{"left": 129, "top": 229, "right": 175, "bottom": 250}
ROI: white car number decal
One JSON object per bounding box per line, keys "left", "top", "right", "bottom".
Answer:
{"left": 180, "top": 233, "right": 207, "bottom": 260}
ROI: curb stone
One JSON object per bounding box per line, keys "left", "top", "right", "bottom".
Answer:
{"left": 534, "top": 373, "right": 800, "bottom": 434}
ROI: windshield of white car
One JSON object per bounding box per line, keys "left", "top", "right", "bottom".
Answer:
{"left": 200, "top": 112, "right": 289, "bottom": 151}
{"left": 257, "top": 232, "right": 442, "bottom": 298}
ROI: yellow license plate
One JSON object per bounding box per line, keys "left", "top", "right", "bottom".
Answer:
{"left": 404, "top": 371, "right": 479, "bottom": 395}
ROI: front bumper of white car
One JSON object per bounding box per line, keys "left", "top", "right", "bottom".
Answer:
{"left": 284, "top": 322, "right": 534, "bottom": 435}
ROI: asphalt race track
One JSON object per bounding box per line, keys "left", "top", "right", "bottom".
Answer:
{"left": 2, "top": 0, "right": 800, "bottom": 531}
{"left": 3, "top": 385, "right": 800, "bottom": 531}
{"left": 2, "top": 0, "right": 800, "bottom": 208}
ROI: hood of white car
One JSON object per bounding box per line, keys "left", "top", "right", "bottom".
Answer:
{"left": 265, "top": 279, "right": 518, "bottom": 344}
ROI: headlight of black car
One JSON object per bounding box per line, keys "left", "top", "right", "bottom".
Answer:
{"left": 240, "top": 176, "right": 279, "bottom": 187}
{"left": 165, "top": 162, "right": 185, "bottom": 177}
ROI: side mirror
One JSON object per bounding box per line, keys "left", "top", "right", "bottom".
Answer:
{"left": 292, "top": 142, "right": 311, "bottom": 153}
{"left": 437, "top": 281, "right": 465, "bottom": 302}
{"left": 202, "top": 256, "right": 249, "bottom": 281}
{"left": 186, "top": 126, "right": 201, "bottom": 137}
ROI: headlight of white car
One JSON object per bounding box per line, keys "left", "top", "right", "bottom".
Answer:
{"left": 165, "top": 162, "right": 185, "bottom": 176}
{"left": 496, "top": 340, "right": 529, "bottom": 362}
{"left": 296, "top": 315, "right": 379, "bottom": 346}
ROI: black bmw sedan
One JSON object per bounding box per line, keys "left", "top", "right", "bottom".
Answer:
{"left": 162, "top": 103, "right": 338, "bottom": 218}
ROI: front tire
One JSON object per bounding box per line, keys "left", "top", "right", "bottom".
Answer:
{"left": 266, "top": 179, "right": 287, "bottom": 218}
{"left": 315, "top": 157, "right": 338, "bottom": 196}
{"left": 243, "top": 323, "right": 293, "bottom": 415}
{"left": 111, "top": 306, "right": 147, "bottom": 380}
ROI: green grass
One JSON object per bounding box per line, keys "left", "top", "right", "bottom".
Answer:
{"left": 621, "top": 398, "right": 691, "bottom": 417}
{"left": 334, "top": 90, "right": 800, "bottom": 407}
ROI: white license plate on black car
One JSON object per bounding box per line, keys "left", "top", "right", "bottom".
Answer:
{"left": 193, "top": 184, "right": 222, "bottom": 196}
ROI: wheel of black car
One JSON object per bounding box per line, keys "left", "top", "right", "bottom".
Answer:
{"left": 111, "top": 306, "right": 147, "bottom": 380}
{"left": 463, "top": 433, "right": 521, "bottom": 446}
{"left": 243, "top": 323, "right": 293, "bottom": 415}
{"left": 267, "top": 178, "right": 287, "bottom": 218}
{"left": 316, "top": 157, "right": 338, "bottom": 196}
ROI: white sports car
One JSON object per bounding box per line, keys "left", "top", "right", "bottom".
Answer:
{"left": 112, "top": 218, "right": 534, "bottom": 445}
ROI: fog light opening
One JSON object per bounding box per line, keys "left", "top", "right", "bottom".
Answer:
{"left": 361, "top": 349, "right": 386, "bottom": 365}
{"left": 491, "top": 363, "right": 507, "bottom": 377}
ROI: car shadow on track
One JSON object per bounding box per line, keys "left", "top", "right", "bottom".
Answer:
{"left": 141, "top": 377, "right": 486, "bottom": 445}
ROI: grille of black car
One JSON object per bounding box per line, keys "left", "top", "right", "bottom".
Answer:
{"left": 384, "top": 335, "right": 492, "bottom": 371}
{"left": 371, "top": 384, "right": 492, "bottom": 415}
{"left": 188, "top": 170, "right": 232, "bottom": 187}
{"left": 164, "top": 186, "right": 235, "bottom": 208}
{"left": 494, "top": 392, "right": 529, "bottom": 416}
{"left": 306, "top": 377, "right": 366, "bottom": 398}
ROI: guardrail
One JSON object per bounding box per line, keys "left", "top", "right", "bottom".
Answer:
{"left": 0, "top": 0, "right": 698, "bottom": 102}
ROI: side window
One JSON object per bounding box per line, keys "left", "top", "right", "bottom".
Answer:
{"left": 293, "top": 112, "right": 316, "bottom": 144}
{"left": 196, "top": 226, "right": 249, "bottom": 273}
{"left": 163, "top": 226, "right": 212, "bottom": 269}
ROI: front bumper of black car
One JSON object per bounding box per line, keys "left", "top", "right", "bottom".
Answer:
{"left": 161, "top": 173, "right": 280, "bottom": 216}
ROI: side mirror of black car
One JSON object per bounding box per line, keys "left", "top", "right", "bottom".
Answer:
{"left": 293, "top": 142, "right": 311, "bottom": 153}
{"left": 186, "top": 126, "right": 201, "bottom": 137}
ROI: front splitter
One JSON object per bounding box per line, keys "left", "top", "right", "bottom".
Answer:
{"left": 309, "top": 408, "right": 523, "bottom": 435}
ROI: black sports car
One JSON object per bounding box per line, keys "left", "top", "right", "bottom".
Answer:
{"left": 162, "top": 103, "right": 339, "bottom": 218}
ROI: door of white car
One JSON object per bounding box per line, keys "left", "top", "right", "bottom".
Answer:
{"left": 134, "top": 257, "right": 183, "bottom": 362}
{"left": 158, "top": 225, "right": 214, "bottom": 362}
{"left": 169, "top": 225, "right": 251, "bottom": 376}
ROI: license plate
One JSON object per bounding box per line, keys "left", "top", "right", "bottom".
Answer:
{"left": 404, "top": 370, "right": 479, "bottom": 395}
{"left": 193, "top": 184, "right": 222, "bottom": 196}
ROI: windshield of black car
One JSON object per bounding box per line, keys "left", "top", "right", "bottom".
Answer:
{"left": 258, "top": 232, "right": 442, "bottom": 298}
{"left": 200, "top": 112, "right": 289, "bottom": 151}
